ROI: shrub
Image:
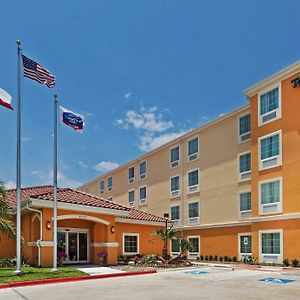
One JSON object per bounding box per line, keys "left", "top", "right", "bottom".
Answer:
{"left": 219, "top": 256, "right": 223, "bottom": 262}
{"left": 228, "top": 257, "right": 232, "bottom": 262}
{"left": 200, "top": 254, "right": 204, "bottom": 261}
{"left": 224, "top": 256, "right": 229, "bottom": 262}
{"left": 209, "top": 255, "right": 213, "bottom": 261}
{"left": 205, "top": 255, "right": 209, "bottom": 261}
{"left": 232, "top": 256, "right": 237, "bottom": 262}
{"left": 214, "top": 255, "right": 218, "bottom": 261}
{"left": 283, "top": 258, "right": 290, "bottom": 267}
{"left": 291, "top": 259, "right": 299, "bottom": 268}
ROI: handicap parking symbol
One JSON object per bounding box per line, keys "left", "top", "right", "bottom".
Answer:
{"left": 259, "top": 278, "right": 295, "bottom": 284}
{"left": 185, "top": 271, "right": 209, "bottom": 275}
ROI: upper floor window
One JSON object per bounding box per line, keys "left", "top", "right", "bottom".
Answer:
{"left": 108, "top": 176, "right": 113, "bottom": 192}
{"left": 239, "top": 191, "right": 251, "bottom": 219}
{"left": 139, "top": 161, "right": 147, "bottom": 180}
{"left": 139, "top": 186, "right": 147, "bottom": 206}
{"left": 170, "top": 175, "right": 180, "bottom": 197}
{"left": 128, "top": 190, "right": 134, "bottom": 207}
{"left": 259, "top": 86, "right": 281, "bottom": 125}
{"left": 188, "top": 202, "right": 199, "bottom": 224}
{"left": 239, "top": 152, "right": 251, "bottom": 181}
{"left": 128, "top": 166, "right": 135, "bottom": 183}
{"left": 171, "top": 205, "right": 180, "bottom": 225}
{"left": 239, "top": 114, "right": 251, "bottom": 143}
{"left": 188, "top": 169, "right": 199, "bottom": 193}
{"left": 259, "top": 130, "right": 282, "bottom": 170}
{"left": 188, "top": 137, "right": 199, "bottom": 161}
{"left": 259, "top": 178, "right": 282, "bottom": 215}
{"left": 170, "top": 146, "right": 180, "bottom": 168}
{"left": 100, "top": 180, "right": 105, "bottom": 194}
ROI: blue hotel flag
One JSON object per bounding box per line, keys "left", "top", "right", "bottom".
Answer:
{"left": 59, "top": 106, "right": 85, "bottom": 132}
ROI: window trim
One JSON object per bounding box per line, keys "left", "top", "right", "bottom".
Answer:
{"left": 170, "top": 204, "right": 181, "bottom": 226}
{"left": 139, "top": 160, "right": 147, "bottom": 180}
{"left": 258, "top": 130, "right": 282, "bottom": 171}
{"left": 187, "top": 235, "right": 200, "bottom": 259}
{"left": 237, "top": 151, "right": 251, "bottom": 182}
{"left": 258, "top": 83, "right": 282, "bottom": 126}
{"left": 259, "top": 229, "right": 283, "bottom": 263}
{"left": 128, "top": 189, "right": 135, "bottom": 207}
{"left": 238, "top": 233, "right": 252, "bottom": 261}
{"left": 128, "top": 166, "right": 135, "bottom": 184}
{"left": 258, "top": 177, "right": 283, "bottom": 215}
{"left": 170, "top": 145, "right": 180, "bottom": 169}
{"left": 238, "top": 112, "right": 251, "bottom": 144}
{"left": 238, "top": 190, "right": 251, "bottom": 219}
{"left": 188, "top": 201, "right": 200, "bottom": 225}
{"left": 170, "top": 174, "right": 180, "bottom": 198}
{"left": 138, "top": 185, "right": 147, "bottom": 206}
{"left": 187, "top": 136, "right": 199, "bottom": 162}
{"left": 187, "top": 168, "right": 200, "bottom": 193}
{"left": 122, "top": 233, "right": 139, "bottom": 255}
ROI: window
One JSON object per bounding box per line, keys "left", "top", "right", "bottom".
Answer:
{"left": 239, "top": 114, "right": 251, "bottom": 142}
{"left": 170, "top": 175, "right": 180, "bottom": 197}
{"left": 259, "top": 131, "right": 282, "bottom": 170}
{"left": 188, "top": 237, "right": 200, "bottom": 259}
{"left": 188, "top": 202, "right": 199, "bottom": 224}
{"left": 239, "top": 235, "right": 252, "bottom": 254}
{"left": 239, "top": 152, "right": 251, "bottom": 181}
{"left": 128, "top": 190, "right": 134, "bottom": 207}
{"left": 239, "top": 191, "right": 251, "bottom": 218}
{"left": 123, "top": 234, "right": 139, "bottom": 255}
{"left": 139, "top": 186, "right": 147, "bottom": 205}
{"left": 171, "top": 239, "right": 181, "bottom": 256}
{"left": 261, "top": 232, "right": 280, "bottom": 254}
{"left": 259, "top": 86, "right": 281, "bottom": 125}
{"left": 108, "top": 176, "right": 112, "bottom": 192}
{"left": 128, "top": 167, "right": 135, "bottom": 183}
{"left": 171, "top": 205, "right": 180, "bottom": 225}
{"left": 259, "top": 178, "right": 282, "bottom": 214}
{"left": 139, "top": 161, "right": 147, "bottom": 180}
{"left": 170, "top": 146, "right": 180, "bottom": 168}
{"left": 188, "top": 137, "right": 199, "bottom": 161}
{"left": 188, "top": 169, "right": 199, "bottom": 193}
{"left": 100, "top": 180, "right": 104, "bottom": 194}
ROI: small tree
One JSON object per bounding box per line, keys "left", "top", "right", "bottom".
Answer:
{"left": 154, "top": 226, "right": 176, "bottom": 257}
{"left": 180, "top": 239, "right": 193, "bottom": 257}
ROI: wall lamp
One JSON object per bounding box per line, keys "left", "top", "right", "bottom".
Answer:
{"left": 46, "top": 221, "right": 52, "bottom": 230}
{"left": 111, "top": 225, "right": 115, "bottom": 233}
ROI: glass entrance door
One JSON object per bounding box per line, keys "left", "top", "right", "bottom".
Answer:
{"left": 57, "top": 229, "right": 89, "bottom": 263}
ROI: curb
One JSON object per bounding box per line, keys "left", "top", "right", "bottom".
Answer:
{"left": 0, "top": 270, "right": 157, "bottom": 290}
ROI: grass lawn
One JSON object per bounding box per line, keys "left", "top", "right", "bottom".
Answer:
{"left": 0, "top": 266, "right": 88, "bottom": 284}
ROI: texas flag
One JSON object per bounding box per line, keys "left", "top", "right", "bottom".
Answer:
{"left": 59, "top": 106, "right": 85, "bottom": 132}
{"left": 0, "top": 88, "right": 13, "bottom": 110}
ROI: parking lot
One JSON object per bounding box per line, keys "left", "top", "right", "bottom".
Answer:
{"left": 1, "top": 266, "right": 300, "bottom": 300}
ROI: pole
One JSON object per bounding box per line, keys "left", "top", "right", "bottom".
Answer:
{"left": 52, "top": 94, "right": 58, "bottom": 272}
{"left": 15, "top": 40, "right": 22, "bottom": 275}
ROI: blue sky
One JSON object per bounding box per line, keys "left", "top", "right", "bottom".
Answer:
{"left": 1, "top": 0, "right": 300, "bottom": 188}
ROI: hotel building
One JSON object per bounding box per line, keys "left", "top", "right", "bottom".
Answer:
{"left": 79, "top": 61, "right": 300, "bottom": 263}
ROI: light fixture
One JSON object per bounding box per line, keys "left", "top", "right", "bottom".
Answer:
{"left": 111, "top": 225, "right": 115, "bottom": 233}
{"left": 46, "top": 221, "right": 51, "bottom": 230}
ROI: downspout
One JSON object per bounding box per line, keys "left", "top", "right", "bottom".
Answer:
{"left": 26, "top": 202, "right": 43, "bottom": 267}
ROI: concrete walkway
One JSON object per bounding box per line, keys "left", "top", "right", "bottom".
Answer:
{"left": 70, "top": 265, "right": 125, "bottom": 276}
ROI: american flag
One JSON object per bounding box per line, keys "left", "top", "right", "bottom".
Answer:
{"left": 22, "top": 55, "right": 55, "bottom": 88}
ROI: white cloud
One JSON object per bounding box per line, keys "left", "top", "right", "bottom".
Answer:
{"left": 139, "top": 131, "right": 186, "bottom": 152}
{"left": 93, "top": 161, "right": 120, "bottom": 173}
{"left": 78, "top": 161, "right": 89, "bottom": 168}
{"left": 124, "top": 92, "right": 131, "bottom": 99}
{"left": 116, "top": 106, "right": 173, "bottom": 133}
{"left": 4, "top": 181, "right": 16, "bottom": 189}
{"left": 21, "top": 137, "right": 31, "bottom": 142}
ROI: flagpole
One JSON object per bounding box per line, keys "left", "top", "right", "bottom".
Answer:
{"left": 52, "top": 94, "right": 58, "bottom": 272}
{"left": 15, "top": 40, "right": 22, "bottom": 275}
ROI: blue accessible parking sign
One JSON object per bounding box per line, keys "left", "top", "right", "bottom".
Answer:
{"left": 185, "top": 271, "right": 209, "bottom": 275}
{"left": 259, "top": 278, "right": 295, "bottom": 284}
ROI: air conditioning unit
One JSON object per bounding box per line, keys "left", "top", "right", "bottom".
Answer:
{"left": 129, "top": 201, "right": 135, "bottom": 207}
{"left": 172, "top": 219, "right": 180, "bottom": 226}
{"left": 240, "top": 211, "right": 251, "bottom": 219}
{"left": 171, "top": 161, "right": 179, "bottom": 168}
{"left": 188, "top": 253, "right": 198, "bottom": 260}
{"left": 189, "top": 153, "right": 198, "bottom": 161}
{"left": 139, "top": 198, "right": 147, "bottom": 206}
{"left": 189, "top": 217, "right": 199, "bottom": 224}
{"left": 240, "top": 171, "right": 251, "bottom": 181}
{"left": 261, "top": 110, "right": 278, "bottom": 124}
{"left": 100, "top": 190, "right": 104, "bottom": 194}
{"left": 261, "top": 202, "right": 279, "bottom": 214}
{"left": 128, "top": 178, "right": 134, "bottom": 184}
{"left": 171, "top": 190, "right": 180, "bottom": 197}
{"left": 108, "top": 187, "right": 112, "bottom": 192}
{"left": 240, "top": 132, "right": 251, "bottom": 143}
{"left": 261, "top": 156, "right": 279, "bottom": 169}
{"left": 188, "top": 185, "right": 199, "bottom": 193}
{"left": 140, "top": 173, "right": 146, "bottom": 180}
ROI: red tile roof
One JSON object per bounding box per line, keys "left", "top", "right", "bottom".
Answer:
{"left": 5, "top": 186, "right": 168, "bottom": 223}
